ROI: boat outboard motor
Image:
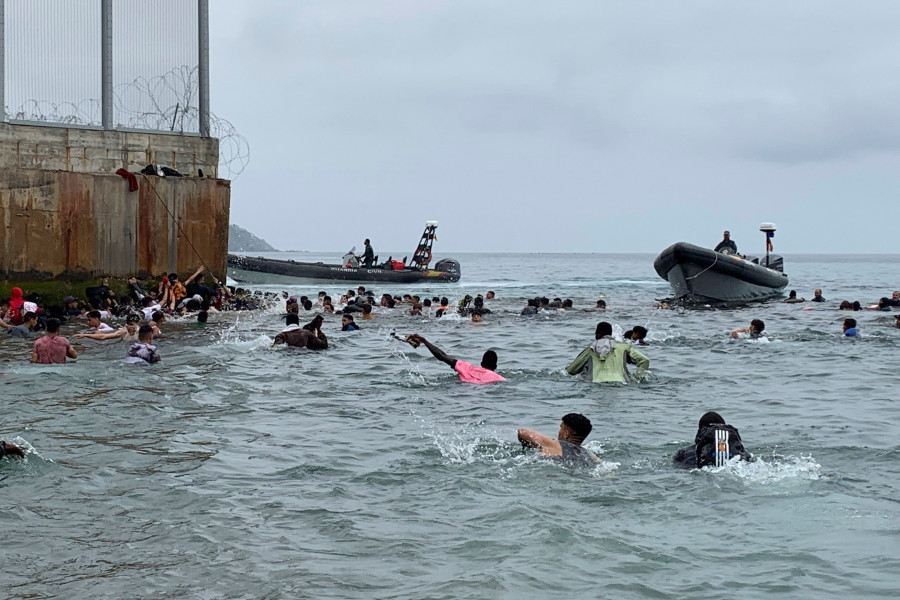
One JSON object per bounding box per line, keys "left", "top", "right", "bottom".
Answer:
{"left": 433, "top": 258, "right": 460, "bottom": 274}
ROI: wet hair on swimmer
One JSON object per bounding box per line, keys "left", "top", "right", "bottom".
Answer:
{"left": 595, "top": 321, "right": 613, "bottom": 338}
{"left": 46, "top": 318, "right": 61, "bottom": 333}
{"left": 562, "top": 413, "right": 592, "bottom": 443}
{"left": 285, "top": 313, "right": 300, "bottom": 326}
{"left": 750, "top": 319, "right": 765, "bottom": 333}
{"left": 138, "top": 324, "right": 153, "bottom": 341}
{"left": 480, "top": 350, "right": 498, "bottom": 370}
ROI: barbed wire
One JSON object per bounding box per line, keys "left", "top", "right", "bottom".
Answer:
{"left": 9, "top": 65, "right": 249, "bottom": 179}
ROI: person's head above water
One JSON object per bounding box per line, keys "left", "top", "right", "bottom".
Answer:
{"left": 46, "top": 318, "right": 61, "bottom": 334}
{"left": 788, "top": 290, "right": 797, "bottom": 298}
{"left": 480, "top": 349, "right": 498, "bottom": 371}
{"left": 843, "top": 318, "right": 857, "bottom": 331}
{"left": 750, "top": 319, "right": 765, "bottom": 333}
{"left": 285, "top": 313, "right": 300, "bottom": 326}
{"left": 560, "top": 413, "right": 593, "bottom": 445}
{"left": 595, "top": 321, "right": 613, "bottom": 339}
{"left": 632, "top": 325, "right": 648, "bottom": 341}
{"left": 698, "top": 411, "right": 725, "bottom": 429}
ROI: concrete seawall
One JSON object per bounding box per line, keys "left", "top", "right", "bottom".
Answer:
{"left": 0, "top": 122, "right": 230, "bottom": 282}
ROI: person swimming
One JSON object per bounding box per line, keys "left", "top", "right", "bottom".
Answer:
{"left": 672, "top": 411, "right": 752, "bottom": 469}
{"left": 843, "top": 318, "right": 860, "bottom": 337}
{"left": 341, "top": 314, "right": 360, "bottom": 331}
{"left": 732, "top": 319, "right": 765, "bottom": 339}
{"left": 517, "top": 413, "right": 601, "bottom": 467}
{"left": 407, "top": 334, "right": 505, "bottom": 384}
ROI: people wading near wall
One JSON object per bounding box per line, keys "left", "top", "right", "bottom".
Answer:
{"left": 274, "top": 314, "right": 328, "bottom": 350}
{"left": 124, "top": 325, "right": 162, "bottom": 365}
{"left": 31, "top": 318, "right": 77, "bottom": 364}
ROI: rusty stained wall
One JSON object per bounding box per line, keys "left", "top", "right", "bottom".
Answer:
{"left": 0, "top": 168, "right": 230, "bottom": 280}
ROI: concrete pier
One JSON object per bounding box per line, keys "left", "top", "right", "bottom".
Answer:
{"left": 0, "top": 122, "right": 229, "bottom": 281}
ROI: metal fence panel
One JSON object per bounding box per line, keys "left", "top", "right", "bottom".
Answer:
{"left": 6, "top": 0, "right": 102, "bottom": 125}
{"left": 5, "top": 0, "right": 199, "bottom": 132}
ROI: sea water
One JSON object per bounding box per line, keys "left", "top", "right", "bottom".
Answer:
{"left": 1, "top": 253, "right": 899, "bottom": 599}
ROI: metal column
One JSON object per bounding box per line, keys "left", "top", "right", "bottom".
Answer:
{"left": 101, "top": 0, "right": 113, "bottom": 129}
{"left": 0, "top": 0, "right": 5, "bottom": 122}
{"left": 198, "top": 0, "right": 210, "bottom": 137}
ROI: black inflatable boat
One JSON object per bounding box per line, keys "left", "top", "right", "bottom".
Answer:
{"left": 654, "top": 224, "right": 788, "bottom": 304}
{"left": 228, "top": 222, "right": 461, "bottom": 284}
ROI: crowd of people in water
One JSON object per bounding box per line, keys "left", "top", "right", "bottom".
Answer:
{"left": 2, "top": 270, "right": 899, "bottom": 467}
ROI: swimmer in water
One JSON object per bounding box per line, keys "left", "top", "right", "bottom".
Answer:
{"left": 672, "top": 411, "right": 752, "bottom": 469}
{"left": 274, "top": 314, "right": 328, "bottom": 349}
{"left": 783, "top": 290, "right": 805, "bottom": 303}
{"left": 407, "top": 334, "right": 506, "bottom": 384}
{"left": 517, "top": 413, "right": 601, "bottom": 467}
{"left": 341, "top": 314, "right": 360, "bottom": 331}
{"left": 1, "top": 438, "right": 25, "bottom": 458}
{"left": 732, "top": 319, "right": 765, "bottom": 339}
{"left": 843, "top": 318, "right": 860, "bottom": 337}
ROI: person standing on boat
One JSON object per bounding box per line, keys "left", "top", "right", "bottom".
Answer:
{"left": 362, "top": 239, "right": 375, "bottom": 268}
{"left": 714, "top": 230, "right": 738, "bottom": 254}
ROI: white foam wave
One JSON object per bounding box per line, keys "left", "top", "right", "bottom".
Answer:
{"left": 705, "top": 454, "right": 821, "bottom": 483}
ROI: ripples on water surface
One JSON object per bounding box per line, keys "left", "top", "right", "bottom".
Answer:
{"left": 2, "top": 253, "right": 899, "bottom": 599}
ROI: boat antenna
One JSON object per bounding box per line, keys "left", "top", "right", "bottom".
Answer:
{"left": 411, "top": 221, "right": 438, "bottom": 269}
{"left": 760, "top": 222, "right": 776, "bottom": 267}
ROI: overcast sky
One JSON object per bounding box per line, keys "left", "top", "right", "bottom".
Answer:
{"left": 209, "top": 1, "right": 900, "bottom": 254}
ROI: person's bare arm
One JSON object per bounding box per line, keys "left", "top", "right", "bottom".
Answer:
{"left": 0, "top": 319, "right": 11, "bottom": 329}
{"left": 74, "top": 330, "right": 122, "bottom": 341}
{"left": 411, "top": 335, "right": 457, "bottom": 368}
{"left": 183, "top": 265, "right": 205, "bottom": 286}
{"left": 517, "top": 428, "right": 562, "bottom": 456}
{"left": 731, "top": 327, "right": 747, "bottom": 339}
{"left": 66, "top": 344, "right": 77, "bottom": 360}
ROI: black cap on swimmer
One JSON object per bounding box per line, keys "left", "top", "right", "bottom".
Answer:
{"left": 481, "top": 350, "right": 498, "bottom": 371}
{"left": 698, "top": 411, "right": 725, "bottom": 429}
{"left": 562, "top": 413, "right": 592, "bottom": 444}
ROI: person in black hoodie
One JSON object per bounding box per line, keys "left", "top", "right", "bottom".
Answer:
{"left": 673, "top": 411, "right": 752, "bottom": 469}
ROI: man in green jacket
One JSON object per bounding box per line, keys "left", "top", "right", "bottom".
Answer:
{"left": 566, "top": 321, "right": 649, "bottom": 383}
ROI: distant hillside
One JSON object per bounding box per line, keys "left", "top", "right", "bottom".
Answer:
{"left": 228, "top": 224, "right": 278, "bottom": 252}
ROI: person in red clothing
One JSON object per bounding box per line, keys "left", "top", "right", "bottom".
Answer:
{"left": 31, "top": 318, "right": 77, "bottom": 364}
{"left": 408, "top": 334, "right": 505, "bottom": 384}
{"left": 7, "top": 287, "right": 25, "bottom": 325}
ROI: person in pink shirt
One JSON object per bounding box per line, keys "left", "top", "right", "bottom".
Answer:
{"left": 31, "top": 318, "right": 77, "bottom": 364}
{"left": 408, "top": 334, "right": 506, "bottom": 384}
